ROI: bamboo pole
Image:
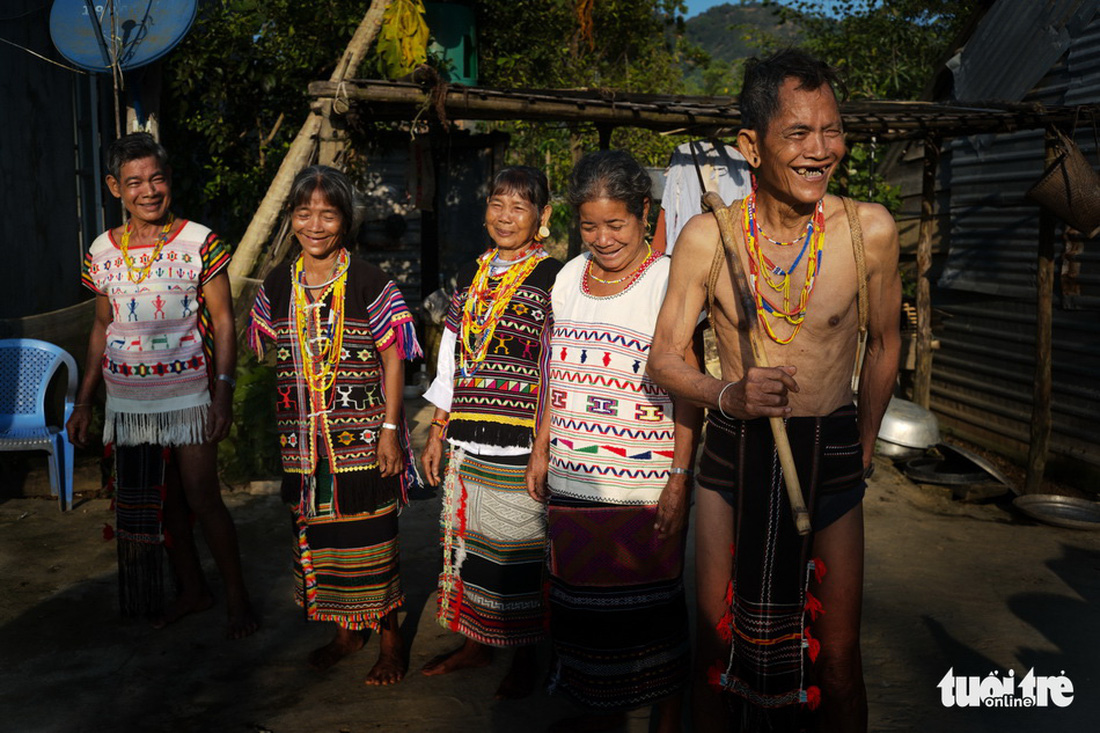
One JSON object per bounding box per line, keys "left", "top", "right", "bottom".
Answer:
{"left": 913, "top": 135, "right": 939, "bottom": 407}
{"left": 228, "top": 0, "right": 393, "bottom": 300}
{"left": 1024, "top": 127, "right": 1058, "bottom": 494}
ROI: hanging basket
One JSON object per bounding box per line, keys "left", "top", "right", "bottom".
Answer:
{"left": 1025, "top": 128, "right": 1100, "bottom": 238}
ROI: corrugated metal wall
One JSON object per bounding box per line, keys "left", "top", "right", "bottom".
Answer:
{"left": 918, "top": 10, "right": 1100, "bottom": 469}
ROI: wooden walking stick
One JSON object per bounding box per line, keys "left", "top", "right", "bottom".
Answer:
{"left": 702, "top": 190, "right": 812, "bottom": 536}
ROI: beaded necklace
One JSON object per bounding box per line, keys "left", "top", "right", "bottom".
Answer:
{"left": 460, "top": 246, "right": 547, "bottom": 376}
{"left": 584, "top": 242, "right": 653, "bottom": 285}
{"left": 292, "top": 250, "right": 349, "bottom": 471}
{"left": 742, "top": 193, "right": 826, "bottom": 345}
{"left": 581, "top": 244, "right": 661, "bottom": 297}
{"left": 119, "top": 214, "right": 175, "bottom": 284}
{"left": 757, "top": 214, "right": 812, "bottom": 247}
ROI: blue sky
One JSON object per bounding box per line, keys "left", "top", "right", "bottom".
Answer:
{"left": 683, "top": 1, "right": 846, "bottom": 19}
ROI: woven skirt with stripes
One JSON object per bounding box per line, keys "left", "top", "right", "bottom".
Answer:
{"left": 546, "top": 495, "right": 690, "bottom": 710}
{"left": 437, "top": 449, "right": 548, "bottom": 646}
{"left": 291, "top": 467, "right": 403, "bottom": 632}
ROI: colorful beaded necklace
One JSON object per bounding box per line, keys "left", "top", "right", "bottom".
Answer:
{"left": 292, "top": 249, "right": 349, "bottom": 471}
{"left": 119, "top": 214, "right": 175, "bottom": 284}
{"left": 581, "top": 243, "right": 660, "bottom": 296}
{"left": 741, "top": 193, "right": 826, "bottom": 345}
{"left": 460, "top": 245, "right": 547, "bottom": 376}
{"left": 584, "top": 242, "right": 653, "bottom": 285}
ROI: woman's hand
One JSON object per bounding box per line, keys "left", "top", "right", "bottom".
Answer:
{"left": 66, "top": 405, "right": 93, "bottom": 449}
{"left": 378, "top": 428, "right": 402, "bottom": 478}
{"left": 525, "top": 444, "right": 550, "bottom": 504}
{"left": 654, "top": 473, "right": 691, "bottom": 540}
{"left": 421, "top": 432, "right": 444, "bottom": 485}
{"left": 205, "top": 383, "right": 234, "bottom": 444}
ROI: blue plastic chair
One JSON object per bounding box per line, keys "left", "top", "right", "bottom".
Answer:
{"left": 0, "top": 338, "right": 78, "bottom": 511}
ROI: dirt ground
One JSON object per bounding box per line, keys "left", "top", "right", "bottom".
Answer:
{"left": 1, "top": 398, "right": 1098, "bottom": 732}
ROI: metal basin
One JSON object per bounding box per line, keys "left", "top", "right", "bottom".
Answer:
{"left": 1013, "top": 494, "right": 1100, "bottom": 530}
{"left": 876, "top": 397, "right": 940, "bottom": 454}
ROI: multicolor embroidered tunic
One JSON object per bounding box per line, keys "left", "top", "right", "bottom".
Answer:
{"left": 83, "top": 220, "right": 229, "bottom": 446}
{"left": 249, "top": 257, "right": 421, "bottom": 632}
{"left": 425, "top": 252, "right": 561, "bottom": 646}
{"left": 544, "top": 252, "right": 690, "bottom": 711}
{"left": 249, "top": 258, "right": 421, "bottom": 512}
{"left": 443, "top": 256, "right": 561, "bottom": 449}
{"left": 546, "top": 253, "right": 677, "bottom": 504}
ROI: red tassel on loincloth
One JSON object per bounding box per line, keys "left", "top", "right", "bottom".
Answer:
{"left": 707, "top": 663, "right": 724, "bottom": 689}
{"left": 811, "top": 557, "right": 828, "bottom": 584}
{"left": 804, "top": 627, "right": 820, "bottom": 662}
{"left": 716, "top": 608, "right": 734, "bottom": 642}
{"left": 804, "top": 590, "right": 825, "bottom": 621}
{"left": 724, "top": 578, "right": 734, "bottom": 606}
{"left": 102, "top": 523, "right": 115, "bottom": 541}
{"left": 802, "top": 685, "right": 822, "bottom": 710}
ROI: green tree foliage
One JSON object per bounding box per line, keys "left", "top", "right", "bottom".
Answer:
{"left": 764, "top": 0, "right": 978, "bottom": 100}
{"left": 756, "top": 0, "right": 980, "bottom": 211}
{"left": 159, "top": 0, "right": 365, "bottom": 242}
{"left": 475, "top": 0, "right": 692, "bottom": 186}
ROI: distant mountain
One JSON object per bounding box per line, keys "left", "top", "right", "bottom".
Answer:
{"left": 685, "top": 2, "right": 798, "bottom": 64}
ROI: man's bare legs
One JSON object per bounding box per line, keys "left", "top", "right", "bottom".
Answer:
{"left": 158, "top": 442, "right": 257, "bottom": 638}
{"left": 810, "top": 503, "right": 866, "bottom": 733}
{"left": 693, "top": 487, "right": 735, "bottom": 733}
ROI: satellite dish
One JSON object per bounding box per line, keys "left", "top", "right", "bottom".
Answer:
{"left": 49, "top": 0, "right": 198, "bottom": 73}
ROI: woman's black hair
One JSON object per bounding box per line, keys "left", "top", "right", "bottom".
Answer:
{"left": 288, "top": 165, "right": 357, "bottom": 238}
{"left": 566, "top": 150, "right": 651, "bottom": 220}
{"left": 489, "top": 165, "right": 550, "bottom": 211}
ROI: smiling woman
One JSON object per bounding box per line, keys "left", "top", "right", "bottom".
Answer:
{"left": 421, "top": 165, "right": 562, "bottom": 699}
{"left": 525, "top": 150, "right": 703, "bottom": 732}
{"left": 67, "top": 132, "right": 257, "bottom": 639}
{"left": 248, "top": 164, "right": 422, "bottom": 685}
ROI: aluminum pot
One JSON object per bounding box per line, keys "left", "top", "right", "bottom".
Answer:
{"left": 876, "top": 396, "right": 940, "bottom": 453}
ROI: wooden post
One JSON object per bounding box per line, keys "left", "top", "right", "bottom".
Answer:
{"left": 1024, "top": 127, "right": 1059, "bottom": 494}
{"left": 567, "top": 127, "right": 585, "bottom": 259}
{"left": 597, "top": 124, "right": 612, "bottom": 150}
{"left": 228, "top": 0, "right": 392, "bottom": 300}
{"left": 913, "top": 135, "right": 939, "bottom": 408}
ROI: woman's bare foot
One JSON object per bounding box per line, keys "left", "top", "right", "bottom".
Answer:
{"left": 494, "top": 645, "right": 538, "bottom": 699}
{"left": 421, "top": 638, "right": 493, "bottom": 676}
{"left": 365, "top": 625, "right": 407, "bottom": 686}
{"left": 226, "top": 602, "right": 260, "bottom": 640}
{"left": 309, "top": 626, "right": 364, "bottom": 670}
{"left": 149, "top": 590, "right": 214, "bottom": 630}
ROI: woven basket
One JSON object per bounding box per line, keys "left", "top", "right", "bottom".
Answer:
{"left": 1026, "top": 128, "right": 1100, "bottom": 238}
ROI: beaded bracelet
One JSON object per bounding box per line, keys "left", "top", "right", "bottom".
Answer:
{"left": 430, "top": 418, "right": 448, "bottom": 439}
{"left": 381, "top": 422, "right": 398, "bottom": 431}
{"left": 669, "top": 467, "right": 694, "bottom": 477}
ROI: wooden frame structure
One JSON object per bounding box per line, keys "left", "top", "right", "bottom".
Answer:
{"left": 227, "top": 0, "right": 1094, "bottom": 496}
{"left": 296, "top": 76, "right": 1096, "bottom": 494}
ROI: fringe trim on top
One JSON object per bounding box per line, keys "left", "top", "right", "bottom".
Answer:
{"left": 446, "top": 418, "right": 533, "bottom": 452}
{"left": 106, "top": 404, "right": 208, "bottom": 447}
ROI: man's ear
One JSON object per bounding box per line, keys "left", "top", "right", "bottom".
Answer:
{"left": 105, "top": 175, "right": 121, "bottom": 200}
{"left": 737, "top": 129, "right": 760, "bottom": 169}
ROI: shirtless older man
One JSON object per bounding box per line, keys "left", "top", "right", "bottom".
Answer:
{"left": 648, "top": 49, "right": 900, "bottom": 732}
